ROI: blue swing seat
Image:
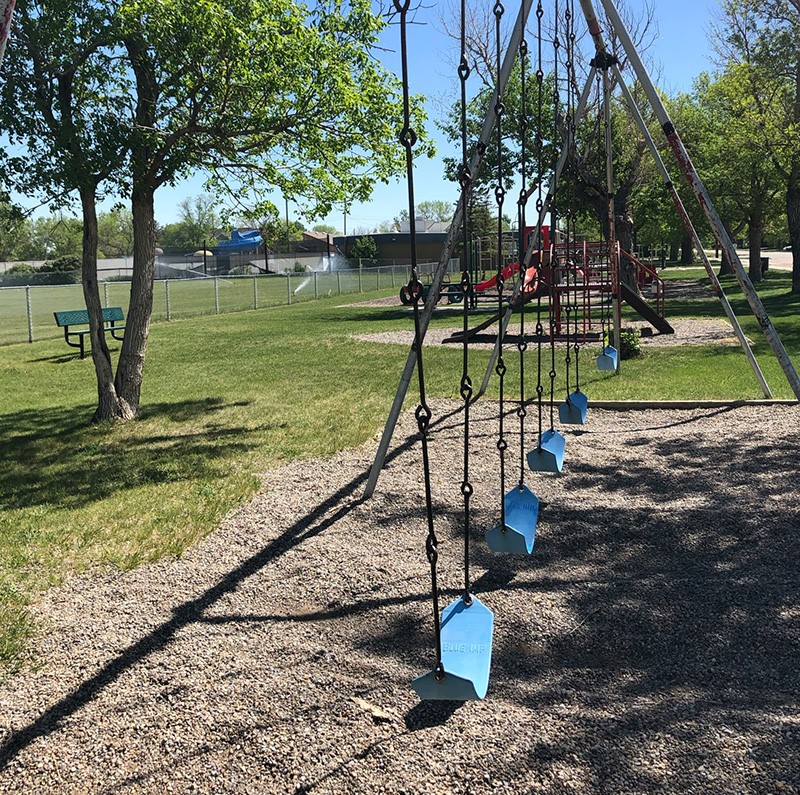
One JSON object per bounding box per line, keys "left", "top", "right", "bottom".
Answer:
{"left": 527, "top": 428, "right": 566, "bottom": 473}
{"left": 486, "top": 484, "right": 538, "bottom": 554}
{"left": 412, "top": 595, "right": 494, "bottom": 701}
{"left": 597, "top": 345, "right": 618, "bottom": 371}
{"left": 558, "top": 390, "right": 588, "bottom": 425}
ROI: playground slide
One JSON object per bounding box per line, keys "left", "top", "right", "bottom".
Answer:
{"left": 620, "top": 283, "right": 674, "bottom": 334}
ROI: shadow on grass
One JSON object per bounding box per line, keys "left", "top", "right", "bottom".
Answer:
{"left": 0, "top": 397, "right": 262, "bottom": 511}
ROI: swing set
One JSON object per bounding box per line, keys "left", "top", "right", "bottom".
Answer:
{"left": 384, "top": 0, "right": 800, "bottom": 702}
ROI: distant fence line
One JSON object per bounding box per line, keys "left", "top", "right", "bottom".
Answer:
{"left": 0, "top": 260, "right": 461, "bottom": 347}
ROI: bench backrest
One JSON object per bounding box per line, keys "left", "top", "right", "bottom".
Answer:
{"left": 54, "top": 307, "right": 124, "bottom": 327}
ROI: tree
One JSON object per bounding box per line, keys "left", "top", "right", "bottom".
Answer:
{"left": 350, "top": 235, "right": 378, "bottom": 266}
{"left": 312, "top": 223, "right": 340, "bottom": 236}
{"left": 97, "top": 207, "right": 134, "bottom": 257}
{"left": 2, "top": 0, "right": 430, "bottom": 422}
{"left": 711, "top": 0, "right": 800, "bottom": 290}
{"left": 158, "top": 195, "right": 221, "bottom": 250}
{"left": 0, "top": 0, "right": 132, "bottom": 422}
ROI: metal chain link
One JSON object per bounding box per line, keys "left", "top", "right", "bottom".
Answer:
{"left": 534, "top": 0, "right": 545, "bottom": 450}
{"left": 459, "top": 0, "right": 474, "bottom": 605}
{"left": 516, "top": 3, "right": 529, "bottom": 487}
{"left": 548, "top": 0, "right": 561, "bottom": 431}
{"left": 394, "top": 0, "right": 443, "bottom": 678}
{"left": 493, "top": 0, "right": 508, "bottom": 529}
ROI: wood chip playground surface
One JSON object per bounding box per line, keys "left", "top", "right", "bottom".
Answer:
{"left": 1, "top": 399, "right": 798, "bottom": 794}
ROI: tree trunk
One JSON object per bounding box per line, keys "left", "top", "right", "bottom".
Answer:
{"left": 80, "top": 187, "right": 135, "bottom": 422}
{"left": 669, "top": 239, "right": 679, "bottom": 263}
{"left": 748, "top": 208, "right": 764, "bottom": 284}
{"left": 719, "top": 246, "right": 734, "bottom": 277}
{"left": 790, "top": 170, "right": 800, "bottom": 294}
{"left": 680, "top": 234, "right": 694, "bottom": 264}
{"left": 115, "top": 184, "right": 156, "bottom": 415}
{"left": 615, "top": 205, "right": 640, "bottom": 296}
{"left": 115, "top": 34, "right": 159, "bottom": 417}
{"left": 790, "top": 57, "right": 800, "bottom": 294}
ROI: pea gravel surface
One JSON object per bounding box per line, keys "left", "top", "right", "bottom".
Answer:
{"left": 1, "top": 401, "right": 798, "bottom": 794}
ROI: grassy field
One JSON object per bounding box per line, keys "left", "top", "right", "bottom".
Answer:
{"left": 1, "top": 269, "right": 797, "bottom": 668}
{"left": 0, "top": 268, "right": 397, "bottom": 347}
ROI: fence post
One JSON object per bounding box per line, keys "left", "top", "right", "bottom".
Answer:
{"left": 391, "top": 266, "right": 395, "bottom": 288}
{"left": 337, "top": 270, "right": 341, "bottom": 295}
{"left": 287, "top": 274, "right": 292, "bottom": 304}
{"left": 253, "top": 275, "right": 258, "bottom": 309}
{"left": 377, "top": 269, "right": 380, "bottom": 290}
{"left": 165, "top": 280, "right": 171, "bottom": 321}
{"left": 103, "top": 282, "right": 109, "bottom": 307}
{"left": 314, "top": 271, "right": 318, "bottom": 300}
{"left": 214, "top": 277, "right": 220, "bottom": 314}
{"left": 26, "top": 286, "right": 33, "bottom": 343}
{"left": 358, "top": 265, "right": 362, "bottom": 293}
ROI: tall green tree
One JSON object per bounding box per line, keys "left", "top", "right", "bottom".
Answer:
{"left": 97, "top": 207, "right": 134, "bottom": 257}
{"left": 0, "top": 0, "right": 132, "bottom": 421}
{"left": 158, "top": 195, "right": 221, "bottom": 250}
{"left": 711, "top": 0, "right": 800, "bottom": 290}
{"left": 2, "top": 0, "right": 430, "bottom": 422}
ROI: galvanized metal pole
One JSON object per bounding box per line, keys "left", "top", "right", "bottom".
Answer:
{"left": 287, "top": 274, "right": 291, "bottom": 304}
{"left": 587, "top": 0, "right": 800, "bottom": 399}
{"left": 25, "top": 285, "right": 33, "bottom": 342}
{"left": 253, "top": 274, "right": 258, "bottom": 309}
{"left": 165, "top": 280, "right": 171, "bottom": 321}
{"left": 613, "top": 64, "right": 772, "bottom": 398}
{"left": 601, "top": 62, "right": 622, "bottom": 367}
{"left": 214, "top": 277, "right": 219, "bottom": 314}
{"left": 364, "top": 0, "right": 535, "bottom": 499}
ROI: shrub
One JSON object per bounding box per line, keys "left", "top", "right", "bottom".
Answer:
{"left": 619, "top": 328, "right": 642, "bottom": 360}
{"left": 42, "top": 255, "right": 81, "bottom": 273}
{"left": 5, "top": 263, "right": 36, "bottom": 274}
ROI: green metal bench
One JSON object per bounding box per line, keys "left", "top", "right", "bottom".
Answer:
{"left": 53, "top": 307, "right": 126, "bottom": 359}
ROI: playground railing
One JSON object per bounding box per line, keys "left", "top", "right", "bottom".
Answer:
{"left": 0, "top": 260, "right": 459, "bottom": 347}
{"left": 620, "top": 249, "right": 666, "bottom": 318}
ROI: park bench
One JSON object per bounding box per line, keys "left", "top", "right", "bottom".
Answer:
{"left": 53, "top": 307, "right": 126, "bottom": 359}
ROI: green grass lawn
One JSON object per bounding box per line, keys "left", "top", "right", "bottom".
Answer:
{"left": 1, "top": 270, "right": 798, "bottom": 669}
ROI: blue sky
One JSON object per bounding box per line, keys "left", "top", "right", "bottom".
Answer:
{"left": 7, "top": 0, "right": 721, "bottom": 231}
{"left": 300, "top": 0, "right": 721, "bottom": 234}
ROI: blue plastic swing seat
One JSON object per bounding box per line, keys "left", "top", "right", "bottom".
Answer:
{"left": 527, "top": 428, "right": 566, "bottom": 473}
{"left": 486, "top": 484, "right": 539, "bottom": 554}
{"left": 559, "top": 390, "right": 589, "bottom": 425}
{"left": 412, "top": 595, "right": 494, "bottom": 701}
{"left": 597, "top": 345, "right": 618, "bottom": 371}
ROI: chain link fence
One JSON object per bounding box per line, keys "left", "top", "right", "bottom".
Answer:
{"left": 0, "top": 260, "right": 461, "bottom": 346}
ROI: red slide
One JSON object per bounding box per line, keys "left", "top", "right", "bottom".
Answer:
{"left": 474, "top": 259, "right": 541, "bottom": 298}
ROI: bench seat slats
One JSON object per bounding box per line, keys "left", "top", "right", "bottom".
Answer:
{"left": 53, "top": 307, "right": 126, "bottom": 358}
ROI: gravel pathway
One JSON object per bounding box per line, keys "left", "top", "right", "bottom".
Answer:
{"left": 352, "top": 317, "right": 741, "bottom": 350}
{"left": 1, "top": 401, "right": 798, "bottom": 794}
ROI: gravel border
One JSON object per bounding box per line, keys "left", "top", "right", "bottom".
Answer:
{"left": 1, "top": 400, "right": 798, "bottom": 793}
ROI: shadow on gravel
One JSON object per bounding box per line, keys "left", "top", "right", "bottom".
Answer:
{"left": 0, "top": 403, "right": 464, "bottom": 771}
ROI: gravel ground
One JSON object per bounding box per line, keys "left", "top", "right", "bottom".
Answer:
{"left": 1, "top": 400, "right": 798, "bottom": 794}
{"left": 352, "top": 317, "right": 741, "bottom": 350}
